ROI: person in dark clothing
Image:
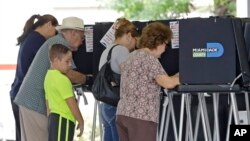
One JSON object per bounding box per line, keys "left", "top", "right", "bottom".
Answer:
{"left": 9, "top": 14, "right": 58, "bottom": 141}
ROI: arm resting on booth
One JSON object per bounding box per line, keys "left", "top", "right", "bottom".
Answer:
{"left": 156, "top": 73, "right": 180, "bottom": 89}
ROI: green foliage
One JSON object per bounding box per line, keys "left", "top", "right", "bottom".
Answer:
{"left": 104, "top": 0, "right": 237, "bottom": 20}
{"left": 105, "top": 0, "right": 193, "bottom": 20}
{"left": 213, "top": 0, "right": 236, "bottom": 16}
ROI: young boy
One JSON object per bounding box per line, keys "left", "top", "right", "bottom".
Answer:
{"left": 44, "top": 44, "right": 84, "bottom": 141}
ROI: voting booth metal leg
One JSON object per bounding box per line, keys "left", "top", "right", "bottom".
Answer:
{"left": 212, "top": 93, "right": 220, "bottom": 141}
{"left": 178, "top": 94, "right": 186, "bottom": 141}
{"left": 162, "top": 97, "right": 171, "bottom": 141}
{"left": 194, "top": 103, "right": 201, "bottom": 141}
{"left": 161, "top": 91, "right": 179, "bottom": 141}
{"left": 158, "top": 90, "right": 179, "bottom": 141}
{"left": 185, "top": 118, "right": 189, "bottom": 141}
{"left": 198, "top": 93, "right": 212, "bottom": 141}
{"left": 230, "top": 92, "right": 240, "bottom": 125}
{"left": 164, "top": 92, "right": 217, "bottom": 141}
{"left": 185, "top": 93, "right": 194, "bottom": 141}
{"left": 161, "top": 90, "right": 244, "bottom": 141}
{"left": 176, "top": 93, "right": 192, "bottom": 141}
{"left": 226, "top": 102, "right": 233, "bottom": 141}
{"left": 226, "top": 92, "right": 241, "bottom": 141}
{"left": 91, "top": 100, "right": 103, "bottom": 141}
{"left": 244, "top": 91, "right": 250, "bottom": 124}
{"left": 91, "top": 100, "right": 98, "bottom": 141}
{"left": 158, "top": 91, "right": 238, "bottom": 141}
{"left": 192, "top": 93, "right": 212, "bottom": 141}
{"left": 169, "top": 92, "right": 179, "bottom": 141}
{"left": 202, "top": 94, "right": 213, "bottom": 141}
{"left": 158, "top": 94, "right": 168, "bottom": 141}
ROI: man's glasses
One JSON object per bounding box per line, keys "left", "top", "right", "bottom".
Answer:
{"left": 80, "top": 34, "right": 85, "bottom": 41}
{"left": 73, "top": 30, "right": 85, "bottom": 41}
{"left": 78, "top": 32, "right": 85, "bottom": 41}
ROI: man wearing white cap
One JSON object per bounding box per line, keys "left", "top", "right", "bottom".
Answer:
{"left": 14, "top": 16, "right": 87, "bottom": 141}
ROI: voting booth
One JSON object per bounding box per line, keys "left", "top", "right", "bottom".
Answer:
{"left": 158, "top": 17, "right": 250, "bottom": 141}
{"left": 72, "top": 17, "right": 250, "bottom": 141}
{"left": 179, "top": 18, "right": 236, "bottom": 85}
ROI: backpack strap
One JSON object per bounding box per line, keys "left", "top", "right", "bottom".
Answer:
{"left": 106, "top": 44, "right": 118, "bottom": 62}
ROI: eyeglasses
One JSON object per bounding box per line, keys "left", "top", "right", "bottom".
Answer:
{"left": 80, "top": 34, "right": 85, "bottom": 41}
{"left": 78, "top": 32, "right": 85, "bottom": 41}
{"left": 73, "top": 30, "right": 85, "bottom": 41}
{"left": 153, "top": 34, "right": 170, "bottom": 47}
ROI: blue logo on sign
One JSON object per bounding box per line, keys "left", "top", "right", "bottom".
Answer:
{"left": 206, "top": 42, "right": 224, "bottom": 57}
{"left": 192, "top": 42, "right": 224, "bottom": 58}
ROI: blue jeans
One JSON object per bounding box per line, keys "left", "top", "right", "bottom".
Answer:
{"left": 100, "top": 102, "right": 119, "bottom": 141}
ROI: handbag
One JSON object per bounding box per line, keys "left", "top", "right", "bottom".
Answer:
{"left": 91, "top": 45, "right": 120, "bottom": 106}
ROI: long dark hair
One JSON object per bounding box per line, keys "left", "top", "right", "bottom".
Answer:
{"left": 17, "top": 14, "right": 58, "bottom": 45}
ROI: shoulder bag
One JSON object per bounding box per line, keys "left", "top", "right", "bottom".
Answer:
{"left": 91, "top": 45, "right": 120, "bottom": 106}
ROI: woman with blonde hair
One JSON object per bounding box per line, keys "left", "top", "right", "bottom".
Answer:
{"left": 98, "top": 17, "right": 139, "bottom": 141}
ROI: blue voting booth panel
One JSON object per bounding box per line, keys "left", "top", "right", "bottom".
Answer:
{"left": 179, "top": 18, "right": 236, "bottom": 85}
